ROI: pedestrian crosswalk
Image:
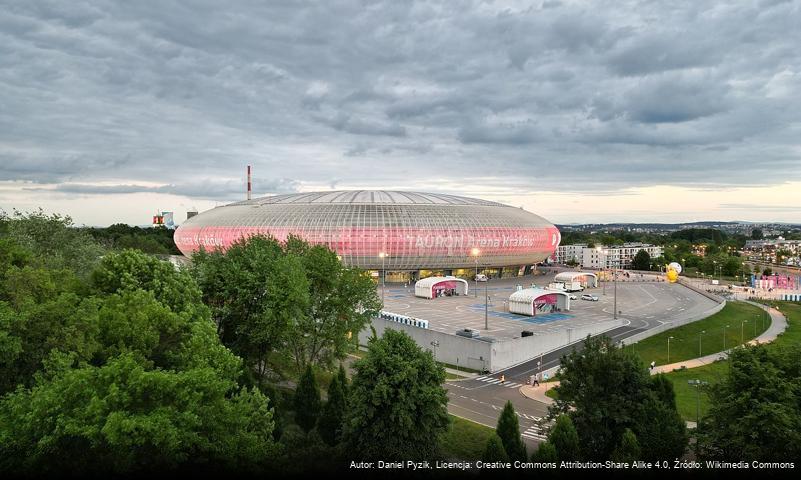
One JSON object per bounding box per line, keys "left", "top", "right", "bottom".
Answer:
{"left": 474, "top": 375, "right": 524, "bottom": 389}
{"left": 522, "top": 425, "right": 547, "bottom": 441}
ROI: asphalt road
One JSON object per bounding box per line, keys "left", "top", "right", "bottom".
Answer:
{"left": 444, "top": 282, "right": 716, "bottom": 451}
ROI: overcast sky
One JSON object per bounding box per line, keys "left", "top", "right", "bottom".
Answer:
{"left": 1, "top": 0, "right": 800, "bottom": 226}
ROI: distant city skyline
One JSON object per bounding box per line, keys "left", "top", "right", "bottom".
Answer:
{"left": 1, "top": 1, "right": 800, "bottom": 226}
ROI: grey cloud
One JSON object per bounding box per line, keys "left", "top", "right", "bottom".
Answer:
{"left": 0, "top": 0, "right": 799, "bottom": 211}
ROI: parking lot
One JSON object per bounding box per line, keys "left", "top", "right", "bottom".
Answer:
{"left": 380, "top": 270, "right": 720, "bottom": 341}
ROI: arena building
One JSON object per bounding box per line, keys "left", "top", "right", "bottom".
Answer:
{"left": 174, "top": 190, "right": 560, "bottom": 281}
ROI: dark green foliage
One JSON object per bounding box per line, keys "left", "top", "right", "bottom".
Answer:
{"left": 83, "top": 223, "right": 179, "bottom": 255}
{"left": 550, "top": 335, "right": 687, "bottom": 460}
{"left": 1, "top": 209, "right": 106, "bottom": 276}
{"left": 495, "top": 401, "right": 527, "bottom": 462}
{"left": 631, "top": 249, "right": 651, "bottom": 271}
{"left": 549, "top": 415, "right": 580, "bottom": 462}
{"left": 294, "top": 365, "right": 321, "bottom": 433}
{"left": 344, "top": 329, "right": 448, "bottom": 460}
{"left": 0, "top": 217, "right": 278, "bottom": 475}
{"left": 531, "top": 441, "right": 558, "bottom": 463}
{"left": 189, "top": 235, "right": 380, "bottom": 381}
{"left": 697, "top": 345, "right": 801, "bottom": 461}
{"left": 481, "top": 434, "right": 509, "bottom": 463}
{"left": 611, "top": 429, "right": 641, "bottom": 463}
{"left": 318, "top": 373, "right": 347, "bottom": 445}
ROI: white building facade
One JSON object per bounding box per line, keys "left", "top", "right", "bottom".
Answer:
{"left": 555, "top": 243, "right": 663, "bottom": 269}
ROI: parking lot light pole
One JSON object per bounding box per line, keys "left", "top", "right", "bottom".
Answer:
{"left": 485, "top": 274, "right": 489, "bottom": 331}
{"left": 472, "top": 248, "right": 480, "bottom": 298}
{"left": 699, "top": 330, "right": 705, "bottom": 356}
{"left": 430, "top": 340, "right": 439, "bottom": 361}
{"left": 723, "top": 325, "right": 729, "bottom": 351}
{"left": 667, "top": 336, "right": 674, "bottom": 364}
{"left": 741, "top": 320, "right": 747, "bottom": 345}
{"left": 379, "top": 252, "right": 386, "bottom": 305}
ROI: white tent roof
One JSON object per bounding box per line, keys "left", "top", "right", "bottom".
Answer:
{"left": 554, "top": 271, "right": 598, "bottom": 282}
{"left": 415, "top": 276, "right": 469, "bottom": 289}
{"left": 509, "top": 287, "right": 568, "bottom": 303}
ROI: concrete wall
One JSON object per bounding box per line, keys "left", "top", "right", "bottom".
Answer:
{"left": 359, "top": 316, "right": 625, "bottom": 373}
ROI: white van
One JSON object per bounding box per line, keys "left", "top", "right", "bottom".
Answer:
{"left": 475, "top": 274, "right": 488, "bottom": 282}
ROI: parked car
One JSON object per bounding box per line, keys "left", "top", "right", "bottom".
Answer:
{"left": 581, "top": 294, "right": 599, "bottom": 301}
{"left": 475, "top": 274, "right": 488, "bottom": 282}
{"left": 569, "top": 294, "right": 578, "bottom": 300}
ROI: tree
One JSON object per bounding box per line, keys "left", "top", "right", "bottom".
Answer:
{"left": 482, "top": 435, "right": 509, "bottom": 463}
{"left": 697, "top": 345, "right": 801, "bottom": 461}
{"left": 637, "top": 375, "right": 688, "bottom": 460}
{"left": 751, "top": 228, "right": 764, "bottom": 240}
{"left": 0, "top": 246, "right": 279, "bottom": 474}
{"left": 531, "top": 441, "right": 558, "bottom": 463}
{"left": 0, "top": 353, "right": 277, "bottom": 474}
{"left": 283, "top": 237, "right": 381, "bottom": 369}
{"left": 189, "top": 236, "right": 309, "bottom": 383}
{"left": 344, "top": 329, "right": 448, "bottom": 460}
{"left": 550, "top": 335, "right": 686, "bottom": 460}
{"left": 496, "top": 401, "right": 527, "bottom": 462}
{"left": 631, "top": 249, "right": 651, "bottom": 271}
{"left": 549, "top": 415, "right": 580, "bottom": 462}
{"left": 611, "top": 429, "right": 641, "bottom": 463}
{"left": 294, "top": 365, "right": 322, "bottom": 433}
{"left": 318, "top": 374, "right": 347, "bottom": 445}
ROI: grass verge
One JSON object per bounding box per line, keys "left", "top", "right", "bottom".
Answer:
{"left": 626, "top": 301, "right": 769, "bottom": 366}
{"left": 440, "top": 415, "right": 495, "bottom": 460}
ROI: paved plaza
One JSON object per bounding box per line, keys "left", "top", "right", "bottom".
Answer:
{"left": 380, "top": 270, "right": 720, "bottom": 341}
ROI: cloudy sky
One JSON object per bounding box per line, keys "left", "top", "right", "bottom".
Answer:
{"left": 1, "top": 0, "right": 800, "bottom": 226}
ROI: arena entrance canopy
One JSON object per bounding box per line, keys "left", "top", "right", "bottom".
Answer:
{"left": 415, "top": 277, "right": 469, "bottom": 299}
{"left": 508, "top": 288, "right": 570, "bottom": 316}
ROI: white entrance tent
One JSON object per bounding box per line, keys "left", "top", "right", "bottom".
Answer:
{"left": 554, "top": 271, "right": 598, "bottom": 288}
{"left": 508, "top": 288, "right": 570, "bottom": 316}
{"left": 414, "top": 276, "right": 469, "bottom": 299}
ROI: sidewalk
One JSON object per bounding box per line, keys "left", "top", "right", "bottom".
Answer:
{"left": 520, "top": 301, "right": 787, "bottom": 401}
{"left": 520, "top": 381, "right": 558, "bottom": 405}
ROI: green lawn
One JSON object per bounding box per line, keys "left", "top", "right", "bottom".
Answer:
{"left": 626, "top": 301, "right": 769, "bottom": 366}
{"left": 440, "top": 415, "right": 495, "bottom": 460}
{"left": 662, "top": 301, "right": 801, "bottom": 421}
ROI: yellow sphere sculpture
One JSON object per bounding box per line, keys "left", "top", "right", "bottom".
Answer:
{"left": 666, "top": 269, "right": 679, "bottom": 283}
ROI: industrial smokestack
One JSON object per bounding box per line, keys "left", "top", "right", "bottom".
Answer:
{"left": 247, "top": 165, "right": 252, "bottom": 200}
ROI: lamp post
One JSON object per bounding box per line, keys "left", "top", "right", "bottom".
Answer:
{"left": 667, "top": 336, "right": 674, "bottom": 364}
{"left": 754, "top": 314, "right": 759, "bottom": 338}
{"left": 688, "top": 379, "right": 708, "bottom": 426}
{"left": 741, "top": 319, "right": 747, "bottom": 345}
{"left": 378, "top": 252, "right": 387, "bottom": 305}
{"left": 699, "top": 330, "right": 705, "bottom": 356}
{"left": 723, "top": 325, "right": 729, "bottom": 351}
{"left": 484, "top": 272, "right": 489, "bottom": 331}
{"left": 472, "top": 247, "right": 480, "bottom": 298}
{"left": 612, "top": 255, "right": 618, "bottom": 320}
{"left": 430, "top": 340, "right": 439, "bottom": 361}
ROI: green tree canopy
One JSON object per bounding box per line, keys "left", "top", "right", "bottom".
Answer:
{"left": 482, "top": 434, "right": 509, "bottom": 463}
{"left": 344, "top": 329, "right": 448, "bottom": 460}
{"left": 611, "top": 429, "right": 641, "bottom": 463}
{"left": 495, "top": 401, "right": 527, "bottom": 462}
{"left": 318, "top": 373, "right": 347, "bottom": 446}
{"left": 550, "top": 335, "right": 687, "bottom": 460}
{"left": 294, "top": 365, "right": 322, "bottom": 433}
{"left": 549, "top": 415, "right": 580, "bottom": 462}
{"left": 631, "top": 249, "right": 651, "bottom": 271}
{"left": 698, "top": 345, "right": 801, "bottom": 461}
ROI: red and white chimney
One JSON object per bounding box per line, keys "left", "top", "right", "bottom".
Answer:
{"left": 247, "top": 165, "right": 252, "bottom": 200}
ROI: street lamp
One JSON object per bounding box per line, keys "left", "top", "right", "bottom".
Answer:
{"left": 688, "top": 379, "right": 709, "bottom": 426}
{"left": 472, "top": 247, "right": 480, "bottom": 298}
{"left": 378, "top": 252, "right": 387, "bottom": 305}
{"left": 667, "top": 336, "right": 674, "bottom": 364}
{"left": 741, "top": 319, "right": 747, "bottom": 345}
{"left": 699, "top": 330, "right": 705, "bottom": 356}
{"left": 723, "top": 325, "right": 729, "bottom": 351}
{"left": 430, "top": 340, "right": 439, "bottom": 360}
